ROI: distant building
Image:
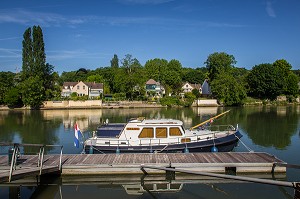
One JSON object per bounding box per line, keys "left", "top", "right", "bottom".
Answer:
{"left": 145, "top": 79, "right": 165, "bottom": 97}
{"left": 62, "top": 81, "right": 103, "bottom": 98}
{"left": 201, "top": 79, "right": 211, "bottom": 96}
{"left": 181, "top": 82, "right": 202, "bottom": 93}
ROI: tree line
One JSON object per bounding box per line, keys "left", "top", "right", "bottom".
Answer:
{"left": 0, "top": 26, "right": 299, "bottom": 108}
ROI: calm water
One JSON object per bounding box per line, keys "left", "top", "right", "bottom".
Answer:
{"left": 0, "top": 106, "right": 299, "bottom": 199}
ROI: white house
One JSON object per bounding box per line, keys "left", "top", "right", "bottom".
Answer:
{"left": 145, "top": 79, "right": 165, "bottom": 97}
{"left": 62, "top": 81, "right": 104, "bottom": 98}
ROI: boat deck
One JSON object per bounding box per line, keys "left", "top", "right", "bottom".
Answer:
{"left": 0, "top": 152, "right": 286, "bottom": 176}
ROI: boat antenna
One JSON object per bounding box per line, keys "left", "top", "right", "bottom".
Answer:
{"left": 189, "top": 110, "right": 231, "bottom": 130}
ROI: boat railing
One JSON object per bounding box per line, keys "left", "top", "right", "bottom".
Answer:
{"left": 90, "top": 125, "right": 236, "bottom": 147}
{"left": 191, "top": 124, "right": 236, "bottom": 132}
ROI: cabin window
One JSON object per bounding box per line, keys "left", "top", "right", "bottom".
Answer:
{"left": 138, "top": 128, "right": 154, "bottom": 138}
{"left": 169, "top": 127, "right": 182, "bottom": 136}
{"left": 156, "top": 128, "right": 167, "bottom": 138}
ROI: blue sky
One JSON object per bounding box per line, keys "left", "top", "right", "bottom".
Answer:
{"left": 1, "top": 0, "right": 300, "bottom": 73}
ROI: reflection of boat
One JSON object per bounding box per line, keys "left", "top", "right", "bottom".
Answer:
{"left": 123, "top": 182, "right": 183, "bottom": 195}
{"left": 83, "top": 114, "right": 242, "bottom": 154}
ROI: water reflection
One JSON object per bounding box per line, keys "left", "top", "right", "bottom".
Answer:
{"left": 0, "top": 106, "right": 299, "bottom": 152}
{"left": 2, "top": 173, "right": 295, "bottom": 199}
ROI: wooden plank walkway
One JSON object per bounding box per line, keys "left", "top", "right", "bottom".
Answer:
{"left": 0, "top": 152, "right": 286, "bottom": 176}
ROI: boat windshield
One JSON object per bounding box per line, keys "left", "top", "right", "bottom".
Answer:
{"left": 96, "top": 123, "right": 126, "bottom": 137}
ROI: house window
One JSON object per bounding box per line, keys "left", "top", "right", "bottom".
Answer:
{"left": 156, "top": 128, "right": 167, "bottom": 138}
{"left": 170, "top": 127, "right": 182, "bottom": 136}
{"left": 77, "top": 85, "right": 80, "bottom": 89}
{"left": 138, "top": 128, "right": 154, "bottom": 138}
{"left": 83, "top": 85, "right": 85, "bottom": 90}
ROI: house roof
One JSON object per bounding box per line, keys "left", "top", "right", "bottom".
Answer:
{"left": 146, "top": 79, "right": 157, "bottom": 85}
{"left": 63, "top": 81, "right": 103, "bottom": 89}
{"left": 182, "top": 82, "right": 202, "bottom": 90}
{"left": 85, "top": 82, "right": 103, "bottom": 89}
{"left": 191, "top": 83, "right": 201, "bottom": 90}
{"left": 63, "top": 82, "right": 78, "bottom": 87}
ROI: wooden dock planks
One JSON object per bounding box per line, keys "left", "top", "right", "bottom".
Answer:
{"left": 0, "top": 152, "right": 286, "bottom": 176}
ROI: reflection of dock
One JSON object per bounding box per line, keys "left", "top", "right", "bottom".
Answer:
{"left": 0, "top": 152, "right": 286, "bottom": 177}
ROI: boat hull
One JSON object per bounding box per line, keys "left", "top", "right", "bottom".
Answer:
{"left": 84, "top": 131, "right": 242, "bottom": 154}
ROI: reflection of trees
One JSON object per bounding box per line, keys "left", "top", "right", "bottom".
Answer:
{"left": 0, "top": 110, "right": 61, "bottom": 153}
{"left": 0, "top": 107, "right": 298, "bottom": 152}
{"left": 218, "top": 107, "right": 299, "bottom": 149}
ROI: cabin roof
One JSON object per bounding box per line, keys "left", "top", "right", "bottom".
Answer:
{"left": 129, "top": 118, "right": 183, "bottom": 126}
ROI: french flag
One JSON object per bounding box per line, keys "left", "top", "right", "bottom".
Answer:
{"left": 74, "top": 123, "right": 82, "bottom": 148}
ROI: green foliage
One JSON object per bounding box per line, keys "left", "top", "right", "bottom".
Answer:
{"left": 110, "top": 54, "right": 119, "bottom": 68}
{"left": 211, "top": 73, "right": 246, "bottom": 106}
{"left": 0, "top": 72, "right": 15, "bottom": 105}
{"left": 21, "top": 26, "right": 56, "bottom": 105}
{"left": 22, "top": 28, "right": 33, "bottom": 79}
{"left": 192, "top": 88, "right": 201, "bottom": 98}
{"left": 205, "top": 52, "right": 236, "bottom": 81}
{"left": 21, "top": 76, "right": 45, "bottom": 109}
{"left": 182, "top": 67, "right": 206, "bottom": 84}
{"left": 183, "top": 92, "right": 196, "bottom": 107}
{"left": 144, "top": 58, "right": 168, "bottom": 81}
{"left": 4, "top": 87, "right": 23, "bottom": 108}
{"left": 160, "top": 96, "right": 180, "bottom": 107}
{"left": 163, "top": 70, "right": 182, "bottom": 95}
{"left": 113, "top": 93, "right": 126, "bottom": 100}
{"left": 87, "top": 74, "right": 104, "bottom": 83}
{"left": 286, "top": 72, "right": 299, "bottom": 96}
{"left": 247, "top": 62, "right": 292, "bottom": 100}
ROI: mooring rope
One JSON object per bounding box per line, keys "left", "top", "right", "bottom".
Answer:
{"left": 235, "top": 134, "right": 253, "bottom": 152}
{"left": 157, "top": 144, "right": 169, "bottom": 153}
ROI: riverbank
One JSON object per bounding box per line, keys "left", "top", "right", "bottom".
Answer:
{"left": 0, "top": 99, "right": 219, "bottom": 110}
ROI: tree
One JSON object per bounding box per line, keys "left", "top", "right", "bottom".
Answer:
{"left": 247, "top": 63, "right": 284, "bottom": 100}
{"left": 110, "top": 54, "right": 119, "bottom": 68}
{"left": 192, "top": 88, "right": 201, "bottom": 99}
{"left": 22, "top": 28, "right": 33, "bottom": 79}
{"left": 119, "top": 54, "right": 145, "bottom": 99}
{"left": 286, "top": 72, "right": 299, "bottom": 97}
{"left": 87, "top": 74, "right": 104, "bottom": 83}
{"left": 32, "top": 26, "right": 46, "bottom": 77}
{"left": 182, "top": 67, "right": 206, "bottom": 84}
{"left": 183, "top": 92, "right": 196, "bottom": 107}
{"left": 21, "top": 76, "right": 45, "bottom": 109}
{"left": 144, "top": 58, "right": 168, "bottom": 81}
{"left": 205, "top": 52, "right": 236, "bottom": 81}
{"left": 4, "top": 87, "right": 23, "bottom": 108}
{"left": 211, "top": 73, "right": 246, "bottom": 106}
{"left": 0, "top": 72, "right": 15, "bottom": 105}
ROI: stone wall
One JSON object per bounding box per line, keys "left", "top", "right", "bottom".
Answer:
{"left": 193, "top": 99, "right": 218, "bottom": 107}
{"left": 43, "top": 100, "right": 102, "bottom": 108}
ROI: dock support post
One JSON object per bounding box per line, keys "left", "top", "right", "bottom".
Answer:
{"left": 295, "top": 183, "right": 300, "bottom": 199}
{"left": 166, "top": 163, "right": 175, "bottom": 181}
{"left": 140, "top": 165, "right": 148, "bottom": 175}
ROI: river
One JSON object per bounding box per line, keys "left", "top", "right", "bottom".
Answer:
{"left": 0, "top": 106, "right": 299, "bottom": 199}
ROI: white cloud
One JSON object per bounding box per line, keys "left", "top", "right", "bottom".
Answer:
{"left": 0, "top": 48, "right": 21, "bottom": 58}
{"left": 0, "top": 8, "right": 245, "bottom": 29}
{"left": 0, "top": 37, "right": 21, "bottom": 41}
{"left": 266, "top": 1, "right": 276, "bottom": 18}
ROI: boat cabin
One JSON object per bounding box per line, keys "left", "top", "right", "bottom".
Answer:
{"left": 96, "top": 118, "right": 186, "bottom": 141}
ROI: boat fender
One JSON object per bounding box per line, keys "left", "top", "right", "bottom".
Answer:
{"left": 89, "top": 146, "right": 94, "bottom": 154}
{"left": 211, "top": 146, "right": 218, "bottom": 152}
{"left": 184, "top": 147, "right": 189, "bottom": 153}
{"left": 116, "top": 147, "right": 120, "bottom": 154}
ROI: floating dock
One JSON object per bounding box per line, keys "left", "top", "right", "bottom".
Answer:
{"left": 0, "top": 152, "right": 286, "bottom": 180}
